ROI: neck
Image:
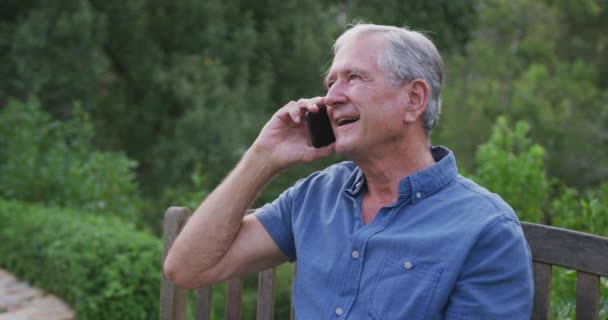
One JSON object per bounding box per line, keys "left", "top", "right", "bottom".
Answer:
{"left": 356, "top": 139, "right": 435, "bottom": 203}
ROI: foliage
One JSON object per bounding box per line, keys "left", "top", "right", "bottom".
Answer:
{"left": 470, "top": 116, "right": 608, "bottom": 236}
{"left": 551, "top": 183, "right": 608, "bottom": 237}
{"left": 341, "top": 0, "right": 478, "bottom": 53}
{"left": 0, "top": 0, "right": 480, "bottom": 208}
{"left": 0, "top": 197, "right": 295, "bottom": 319}
{"left": 0, "top": 98, "right": 142, "bottom": 222}
{"left": 435, "top": 0, "right": 608, "bottom": 188}
{"left": 470, "top": 116, "right": 551, "bottom": 223}
{"left": 0, "top": 0, "right": 605, "bottom": 221}
{"left": 0, "top": 199, "right": 162, "bottom": 320}
{"left": 0, "top": 1, "right": 606, "bottom": 318}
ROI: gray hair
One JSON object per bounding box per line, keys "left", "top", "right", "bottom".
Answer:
{"left": 332, "top": 24, "right": 444, "bottom": 137}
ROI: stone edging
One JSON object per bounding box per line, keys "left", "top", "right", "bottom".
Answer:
{"left": 0, "top": 269, "right": 74, "bottom": 320}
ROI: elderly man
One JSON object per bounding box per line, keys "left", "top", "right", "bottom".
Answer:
{"left": 164, "top": 24, "right": 534, "bottom": 319}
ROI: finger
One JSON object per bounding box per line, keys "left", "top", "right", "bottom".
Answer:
{"left": 287, "top": 101, "right": 302, "bottom": 123}
{"left": 277, "top": 101, "right": 300, "bottom": 124}
{"left": 289, "top": 99, "right": 316, "bottom": 122}
{"left": 282, "top": 97, "right": 324, "bottom": 123}
{"left": 312, "top": 96, "right": 326, "bottom": 108}
{"left": 298, "top": 98, "right": 323, "bottom": 113}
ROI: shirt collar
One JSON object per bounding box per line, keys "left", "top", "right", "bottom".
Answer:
{"left": 344, "top": 146, "right": 458, "bottom": 203}
{"left": 344, "top": 166, "right": 366, "bottom": 196}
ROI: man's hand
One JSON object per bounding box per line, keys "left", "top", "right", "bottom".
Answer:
{"left": 252, "top": 97, "right": 335, "bottom": 171}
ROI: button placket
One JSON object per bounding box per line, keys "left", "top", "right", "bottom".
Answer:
{"left": 332, "top": 228, "right": 369, "bottom": 319}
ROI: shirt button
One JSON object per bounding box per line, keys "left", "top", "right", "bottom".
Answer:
{"left": 404, "top": 261, "right": 413, "bottom": 270}
{"left": 416, "top": 192, "right": 422, "bottom": 198}
{"left": 335, "top": 307, "right": 344, "bottom": 315}
{"left": 351, "top": 250, "right": 360, "bottom": 259}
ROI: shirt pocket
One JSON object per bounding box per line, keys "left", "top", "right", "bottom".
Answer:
{"left": 368, "top": 253, "right": 443, "bottom": 320}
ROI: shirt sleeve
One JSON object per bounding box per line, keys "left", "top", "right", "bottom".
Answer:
{"left": 255, "top": 185, "right": 298, "bottom": 262}
{"left": 443, "top": 216, "right": 534, "bottom": 319}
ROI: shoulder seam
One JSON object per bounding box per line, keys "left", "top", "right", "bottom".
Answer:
{"left": 291, "top": 161, "right": 353, "bottom": 207}
{"left": 453, "top": 177, "right": 519, "bottom": 224}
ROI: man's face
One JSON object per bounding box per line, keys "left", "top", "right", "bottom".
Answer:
{"left": 324, "top": 33, "right": 410, "bottom": 158}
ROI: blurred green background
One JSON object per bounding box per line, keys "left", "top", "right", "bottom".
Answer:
{"left": 0, "top": 0, "right": 606, "bottom": 319}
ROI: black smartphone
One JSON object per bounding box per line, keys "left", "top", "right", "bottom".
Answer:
{"left": 305, "top": 106, "right": 336, "bottom": 148}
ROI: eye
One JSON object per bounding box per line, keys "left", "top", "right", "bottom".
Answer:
{"left": 326, "top": 80, "right": 335, "bottom": 89}
{"left": 348, "top": 73, "right": 362, "bottom": 81}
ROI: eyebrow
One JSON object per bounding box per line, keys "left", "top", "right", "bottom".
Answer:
{"left": 324, "top": 66, "right": 369, "bottom": 88}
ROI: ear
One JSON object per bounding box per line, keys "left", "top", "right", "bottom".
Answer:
{"left": 403, "top": 79, "right": 430, "bottom": 124}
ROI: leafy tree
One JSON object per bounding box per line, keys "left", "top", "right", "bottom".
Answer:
{"left": 338, "top": 0, "right": 478, "bottom": 53}
{"left": 0, "top": 0, "right": 483, "bottom": 207}
{"left": 434, "top": 0, "right": 608, "bottom": 189}
{"left": 554, "top": 0, "right": 608, "bottom": 87}
{"left": 0, "top": 0, "right": 107, "bottom": 117}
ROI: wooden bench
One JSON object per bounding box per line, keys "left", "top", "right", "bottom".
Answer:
{"left": 160, "top": 207, "right": 608, "bottom": 320}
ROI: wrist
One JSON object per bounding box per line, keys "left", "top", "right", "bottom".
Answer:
{"left": 242, "top": 145, "right": 283, "bottom": 179}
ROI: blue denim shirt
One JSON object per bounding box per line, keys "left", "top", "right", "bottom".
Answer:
{"left": 256, "top": 146, "right": 533, "bottom": 319}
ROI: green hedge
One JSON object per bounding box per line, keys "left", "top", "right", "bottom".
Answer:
{"left": 0, "top": 199, "right": 162, "bottom": 319}
{"left": 0, "top": 99, "right": 143, "bottom": 223}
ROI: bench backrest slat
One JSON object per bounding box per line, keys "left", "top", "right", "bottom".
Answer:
{"left": 161, "top": 208, "right": 608, "bottom": 319}
{"left": 195, "top": 287, "right": 212, "bottom": 320}
{"left": 160, "top": 207, "right": 190, "bottom": 320}
{"left": 256, "top": 269, "right": 276, "bottom": 320}
{"left": 290, "top": 264, "right": 297, "bottom": 320}
{"left": 531, "top": 262, "right": 551, "bottom": 320}
{"left": 576, "top": 271, "right": 600, "bottom": 320}
{"left": 225, "top": 277, "right": 243, "bottom": 320}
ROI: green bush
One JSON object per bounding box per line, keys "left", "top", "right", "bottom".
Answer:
{"left": 0, "top": 199, "right": 162, "bottom": 320}
{"left": 0, "top": 98, "right": 142, "bottom": 222}
{"left": 471, "top": 116, "right": 608, "bottom": 236}
{"left": 470, "top": 116, "right": 551, "bottom": 223}
{"left": 551, "top": 183, "right": 608, "bottom": 236}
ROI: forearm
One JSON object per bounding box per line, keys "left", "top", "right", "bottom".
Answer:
{"left": 164, "top": 148, "right": 280, "bottom": 284}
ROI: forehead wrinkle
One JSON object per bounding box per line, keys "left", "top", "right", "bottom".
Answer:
{"left": 324, "top": 62, "right": 347, "bottom": 87}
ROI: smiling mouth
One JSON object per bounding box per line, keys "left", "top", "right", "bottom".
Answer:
{"left": 337, "top": 117, "right": 359, "bottom": 126}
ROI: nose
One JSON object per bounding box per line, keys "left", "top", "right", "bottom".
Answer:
{"left": 324, "top": 81, "right": 348, "bottom": 109}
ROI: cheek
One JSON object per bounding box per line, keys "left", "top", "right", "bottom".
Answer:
{"left": 370, "top": 108, "right": 404, "bottom": 135}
